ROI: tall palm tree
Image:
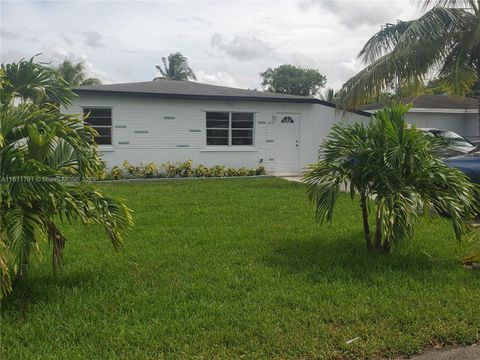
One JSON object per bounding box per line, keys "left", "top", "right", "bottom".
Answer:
{"left": 0, "top": 58, "right": 132, "bottom": 297}
{"left": 304, "top": 103, "right": 479, "bottom": 253}
{"left": 56, "top": 59, "right": 102, "bottom": 87}
{"left": 155, "top": 52, "right": 197, "bottom": 81}
{"left": 337, "top": 1, "right": 480, "bottom": 135}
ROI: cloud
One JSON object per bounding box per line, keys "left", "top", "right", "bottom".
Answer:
{"left": 211, "top": 33, "right": 273, "bottom": 61}
{"left": 1, "top": 28, "right": 20, "bottom": 40}
{"left": 0, "top": 0, "right": 421, "bottom": 89}
{"left": 61, "top": 34, "right": 73, "bottom": 45}
{"left": 177, "top": 16, "right": 211, "bottom": 27}
{"left": 83, "top": 31, "right": 104, "bottom": 48}
{"left": 195, "top": 70, "right": 247, "bottom": 89}
{"left": 304, "top": 0, "right": 408, "bottom": 29}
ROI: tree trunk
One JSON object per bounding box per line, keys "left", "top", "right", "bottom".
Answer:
{"left": 477, "top": 61, "right": 480, "bottom": 145}
{"left": 360, "top": 194, "right": 372, "bottom": 252}
{"left": 374, "top": 204, "right": 383, "bottom": 251}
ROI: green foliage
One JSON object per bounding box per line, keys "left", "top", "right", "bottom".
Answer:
{"left": 210, "top": 165, "right": 226, "bottom": 177}
{"left": 337, "top": 3, "right": 479, "bottom": 108}
{"left": 114, "top": 160, "right": 264, "bottom": 179}
{"left": 55, "top": 59, "right": 102, "bottom": 87}
{"left": 304, "top": 103, "right": 480, "bottom": 253}
{"left": 256, "top": 166, "right": 266, "bottom": 175}
{"left": 260, "top": 64, "right": 327, "bottom": 96}
{"left": 194, "top": 164, "right": 211, "bottom": 177}
{"left": 110, "top": 166, "right": 123, "bottom": 180}
{"left": 1, "top": 55, "right": 74, "bottom": 106}
{"left": 0, "top": 58, "right": 133, "bottom": 298}
{"left": 155, "top": 52, "right": 196, "bottom": 81}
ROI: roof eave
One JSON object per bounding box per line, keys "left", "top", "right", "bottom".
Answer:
{"left": 73, "top": 89, "right": 372, "bottom": 117}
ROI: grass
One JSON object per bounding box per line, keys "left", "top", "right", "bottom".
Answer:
{"left": 1, "top": 177, "right": 480, "bottom": 359}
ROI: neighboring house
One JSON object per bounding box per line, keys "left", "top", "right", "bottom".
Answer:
{"left": 67, "top": 80, "right": 369, "bottom": 175}
{"left": 362, "top": 95, "right": 478, "bottom": 141}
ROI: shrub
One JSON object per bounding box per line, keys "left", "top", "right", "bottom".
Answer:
{"left": 143, "top": 162, "right": 158, "bottom": 178}
{"left": 194, "top": 164, "right": 210, "bottom": 177}
{"left": 177, "top": 160, "right": 194, "bottom": 177}
{"left": 237, "top": 167, "right": 250, "bottom": 176}
{"left": 118, "top": 160, "right": 266, "bottom": 179}
{"left": 161, "top": 162, "right": 177, "bottom": 178}
{"left": 210, "top": 165, "right": 226, "bottom": 177}
{"left": 123, "top": 160, "right": 143, "bottom": 177}
{"left": 226, "top": 168, "right": 238, "bottom": 177}
{"left": 256, "top": 166, "right": 266, "bottom": 175}
{"left": 111, "top": 166, "right": 123, "bottom": 180}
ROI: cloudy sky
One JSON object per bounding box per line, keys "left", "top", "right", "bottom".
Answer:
{"left": 0, "top": 0, "right": 422, "bottom": 91}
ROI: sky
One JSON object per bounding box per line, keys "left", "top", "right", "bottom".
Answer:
{"left": 0, "top": 0, "right": 422, "bottom": 91}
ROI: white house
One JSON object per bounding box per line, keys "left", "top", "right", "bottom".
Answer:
{"left": 67, "top": 80, "right": 370, "bottom": 175}
{"left": 362, "top": 95, "right": 478, "bottom": 142}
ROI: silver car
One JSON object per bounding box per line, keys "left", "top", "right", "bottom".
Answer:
{"left": 418, "top": 127, "right": 475, "bottom": 157}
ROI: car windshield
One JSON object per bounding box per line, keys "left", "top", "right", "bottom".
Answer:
{"left": 429, "top": 130, "right": 474, "bottom": 148}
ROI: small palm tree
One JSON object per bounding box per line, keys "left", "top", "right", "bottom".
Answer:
{"left": 56, "top": 59, "right": 102, "bottom": 87}
{"left": 304, "top": 103, "right": 479, "bottom": 253}
{"left": 155, "top": 52, "right": 197, "bottom": 81}
{"left": 0, "top": 59, "right": 132, "bottom": 297}
{"left": 337, "top": 1, "right": 480, "bottom": 134}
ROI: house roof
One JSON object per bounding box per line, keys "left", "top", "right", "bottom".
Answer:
{"left": 74, "top": 80, "right": 371, "bottom": 116}
{"left": 75, "top": 80, "right": 318, "bottom": 102}
{"left": 361, "top": 94, "right": 478, "bottom": 111}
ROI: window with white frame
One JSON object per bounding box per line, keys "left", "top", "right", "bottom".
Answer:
{"left": 83, "top": 107, "right": 112, "bottom": 145}
{"left": 206, "top": 111, "right": 254, "bottom": 146}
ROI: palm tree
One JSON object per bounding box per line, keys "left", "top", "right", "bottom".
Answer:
{"left": 337, "top": 1, "right": 480, "bottom": 135}
{"left": 320, "top": 88, "right": 336, "bottom": 102}
{"left": 56, "top": 59, "right": 102, "bottom": 87}
{"left": 155, "top": 52, "right": 197, "bottom": 81}
{"left": 303, "top": 103, "right": 479, "bottom": 253}
{"left": 0, "top": 58, "right": 132, "bottom": 297}
{"left": 2, "top": 56, "right": 73, "bottom": 105}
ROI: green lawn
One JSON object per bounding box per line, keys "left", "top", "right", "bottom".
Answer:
{"left": 1, "top": 178, "right": 479, "bottom": 359}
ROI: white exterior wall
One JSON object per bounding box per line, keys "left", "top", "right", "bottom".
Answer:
{"left": 460, "top": 113, "right": 478, "bottom": 141}
{"left": 66, "top": 94, "right": 369, "bottom": 175}
{"left": 404, "top": 111, "right": 478, "bottom": 140}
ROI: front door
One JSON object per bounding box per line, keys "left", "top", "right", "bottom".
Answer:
{"left": 275, "top": 113, "right": 300, "bottom": 174}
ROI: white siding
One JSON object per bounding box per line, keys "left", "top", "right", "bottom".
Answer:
{"left": 404, "top": 111, "right": 479, "bottom": 142}
{"left": 65, "top": 94, "right": 370, "bottom": 175}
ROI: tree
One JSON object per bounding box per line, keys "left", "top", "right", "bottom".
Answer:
{"left": 56, "top": 59, "right": 102, "bottom": 87}
{"left": 0, "top": 58, "right": 133, "bottom": 297}
{"left": 303, "top": 103, "right": 479, "bottom": 253}
{"left": 155, "top": 52, "right": 197, "bottom": 81}
{"left": 337, "top": 1, "right": 480, "bottom": 136}
{"left": 260, "top": 64, "right": 327, "bottom": 97}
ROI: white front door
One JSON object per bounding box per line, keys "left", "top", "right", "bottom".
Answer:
{"left": 275, "top": 113, "right": 300, "bottom": 174}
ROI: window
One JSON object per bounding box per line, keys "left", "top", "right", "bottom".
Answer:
{"left": 83, "top": 107, "right": 112, "bottom": 145}
{"left": 281, "top": 116, "right": 294, "bottom": 124}
{"left": 206, "top": 112, "right": 254, "bottom": 146}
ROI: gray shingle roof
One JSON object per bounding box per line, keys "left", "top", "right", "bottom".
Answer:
{"left": 74, "top": 80, "right": 317, "bottom": 102}
{"left": 74, "top": 80, "right": 372, "bottom": 117}
{"left": 362, "top": 95, "right": 478, "bottom": 110}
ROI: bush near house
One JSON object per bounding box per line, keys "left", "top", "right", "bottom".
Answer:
{"left": 106, "top": 160, "right": 266, "bottom": 180}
